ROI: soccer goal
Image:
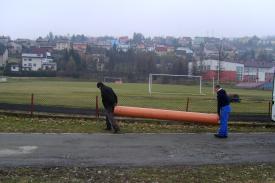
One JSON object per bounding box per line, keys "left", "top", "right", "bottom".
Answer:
{"left": 148, "top": 74, "right": 202, "bottom": 95}
{"left": 103, "top": 76, "right": 123, "bottom": 84}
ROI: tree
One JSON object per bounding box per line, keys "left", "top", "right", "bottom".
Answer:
{"left": 0, "top": 43, "right": 6, "bottom": 55}
{"left": 133, "top": 33, "right": 145, "bottom": 44}
{"left": 47, "top": 32, "right": 54, "bottom": 42}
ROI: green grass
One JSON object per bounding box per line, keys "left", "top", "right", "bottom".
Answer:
{"left": 0, "top": 164, "right": 275, "bottom": 183}
{"left": 1, "top": 115, "right": 275, "bottom": 133}
{"left": 0, "top": 77, "right": 272, "bottom": 114}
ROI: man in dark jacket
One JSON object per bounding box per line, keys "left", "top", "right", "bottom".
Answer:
{"left": 215, "top": 84, "right": 231, "bottom": 138}
{"left": 97, "top": 82, "right": 120, "bottom": 133}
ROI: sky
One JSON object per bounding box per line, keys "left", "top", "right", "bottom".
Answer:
{"left": 2, "top": 0, "right": 275, "bottom": 39}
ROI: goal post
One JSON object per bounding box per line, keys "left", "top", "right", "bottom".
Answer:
{"left": 148, "top": 73, "right": 202, "bottom": 95}
{"left": 103, "top": 76, "right": 123, "bottom": 84}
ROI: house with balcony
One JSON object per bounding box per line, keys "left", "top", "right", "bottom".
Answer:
{"left": 22, "top": 52, "right": 56, "bottom": 71}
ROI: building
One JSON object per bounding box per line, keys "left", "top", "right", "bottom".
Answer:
{"left": 117, "top": 44, "right": 130, "bottom": 52}
{"left": 243, "top": 62, "right": 274, "bottom": 82}
{"left": 155, "top": 45, "right": 168, "bottom": 56}
{"left": 189, "top": 59, "right": 244, "bottom": 82}
{"left": 119, "top": 36, "right": 129, "bottom": 44}
{"left": 10, "top": 64, "right": 20, "bottom": 72}
{"left": 0, "top": 36, "right": 10, "bottom": 46}
{"left": 72, "top": 43, "right": 87, "bottom": 53}
{"left": 0, "top": 46, "right": 8, "bottom": 68}
{"left": 55, "top": 39, "right": 71, "bottom": 50}
{"left": 178, "top": 37, "right": 192, "bottom": 47}
{"left": 189, "top": 59, "right": 275, "bottom": 83}
{"left": 22, "top": 52, "right": 56, "bottom": 71}
{"left": 8, "top": 41, "right": 22, "bottom": 55}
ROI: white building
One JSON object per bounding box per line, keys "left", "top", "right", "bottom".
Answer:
{"left": 10, "top": 64, "right": 20, "bottom": 72}
{"left": 189, "top": 59, "right": 244, "bottom": 82}
{"left": 0, "top": 49, "right": 8, "bottom": 67}
{"left": 243, "top": 62, "right": 274, "bottom": 82}
{"left": 55, "top": 40, "right": 71, "bottom": 50}
{"left": 22, "top": 52, "right": 56, "bottom": 71}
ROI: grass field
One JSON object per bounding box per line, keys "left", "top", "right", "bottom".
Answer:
{"left": 1, "top": 164, "right": 275, "bottom": 183}
{"left": 1, "top": 114, "right": 275, "bottom": 133}
{"left": 0, "top": 77, "right": 272, "bottom": 114}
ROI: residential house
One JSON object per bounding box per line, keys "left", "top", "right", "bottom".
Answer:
{"left": 22, "top": 52, "right": 56, "bottom": 71}
{"left": 192, "top": 37, "right": 205, "bottom": 49}
{"left": 72, "top": 43, "right": 87, "bottom": 53}
{"left": 0, "top": 36, "right": 10, "bottom": 46}
{"left": 176, "top": 47, "right": 193, "bottom": 61}
{"left": 54, "top": 38, "right": 70, "bottom": 50}
{"left": 155, "top": 45, "right": 168, "bottom": 56}
{"left": 10, "top": 64, "right": 20, "bottom": 72}
{"left": 117, "top": 44, "right": 130, "bottom": 52}
{"left": 0, "top": 46, "right": 8, "bottom": 67}
{"left": 93, "top": 40, "right": 113, "bottom": 50}
{"left": 8, "top": 41, "right": 22, "bottom": 55}
{"left": 15, "top": 39, "right": 35, "bottom": 49}
{"left": 6, "top": 57, "right": 21, "bottom": 72}
{"left": 119, "top": 36, "right": 129, "bottom": 44}
{"left": 178, "top": 37, "right": 192, "bottom": 47}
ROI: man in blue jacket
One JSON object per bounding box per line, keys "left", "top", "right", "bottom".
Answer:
{"left": 97, "top": 82, "right": 120, "bottom": 133}
{"left": 215, "top": 84, "right": 231, "bottom": 138}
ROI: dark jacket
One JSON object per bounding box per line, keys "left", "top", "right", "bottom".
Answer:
{"left": 100, "top": 84, "right": 118, "bottom": 109}
{"left": 217, "top": 88, "right": 230, "bottom": 116}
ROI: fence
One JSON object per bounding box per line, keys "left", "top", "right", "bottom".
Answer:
{"left": 0, "top": 93, "right": 272, "bottom": 122}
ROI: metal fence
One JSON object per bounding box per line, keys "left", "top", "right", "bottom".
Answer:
{"left": 0, "top": 93, "right": 272, "bottom": 122}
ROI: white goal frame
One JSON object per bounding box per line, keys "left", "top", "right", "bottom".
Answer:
{"left": 149, "top": 73, "right": 202, "bottom": 95}
{"left": 103, "top": 76, "right": 123, "bottom": 83}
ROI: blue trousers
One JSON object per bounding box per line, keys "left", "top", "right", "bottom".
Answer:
{"left": 219, "top": 105, "right": 231, "bottom": 136}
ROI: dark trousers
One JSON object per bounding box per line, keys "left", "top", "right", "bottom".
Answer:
{"left": 105, "top": 106, "right": 119, "bottom": 131}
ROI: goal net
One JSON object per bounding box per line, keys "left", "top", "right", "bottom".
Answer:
{"left": 149, "top": 74, "right": 202, "bottom": 95}
{"left": 103, "top": 76, "right": 123, "bottom": 84}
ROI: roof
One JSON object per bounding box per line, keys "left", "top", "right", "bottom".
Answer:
{"left": 22, "top": 53, "right": 43, "bottom": 58}
{"left": 242, "top": 61, "right": 274, "bottom": 68}
{"left": 176, "top": 47, "right": 193, "bottom": 54}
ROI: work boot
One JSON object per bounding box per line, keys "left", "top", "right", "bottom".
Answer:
{"left": 113, "top": 126, "right": 120, "bottom": 134}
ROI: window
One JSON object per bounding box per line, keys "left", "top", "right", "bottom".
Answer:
{"left": 24, "top": 58, "right": 27, "bottom": 61}
{"left": 33, "top": 64, "right": 36, "bottom": 67}
{"left": 236, "top": 66, "right": 243, "bottom": 81}
{"left": 24, "top": 64, "right": 27, "bottom": 66}
{"left": 28, "top": 63, "right": 32, "bottom": 66}
{"left": 29, "top": 58, "right": 32, "bottom": 61}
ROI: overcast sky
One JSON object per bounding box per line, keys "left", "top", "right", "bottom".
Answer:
{"left": 2, "top": 0, "right": 275, "bottom": 39}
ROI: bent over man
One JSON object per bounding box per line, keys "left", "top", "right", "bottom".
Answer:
{"left": 97, "top": 82, "right": 120, "bottom": 133}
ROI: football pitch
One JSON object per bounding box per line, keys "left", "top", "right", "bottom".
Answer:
{"left": 0, "top": 77, "right": 272, "bottom": 114}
